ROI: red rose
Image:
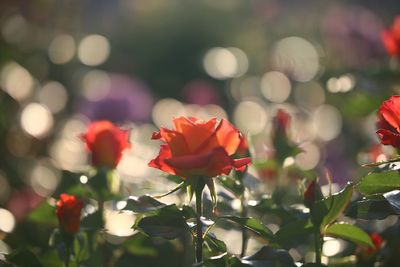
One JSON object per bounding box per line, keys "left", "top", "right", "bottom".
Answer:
{"left": 382, "top": 16, "right": 400, "bottom": 57}
{"left": 82, "top": 121, "right": 131, "bottom": 168}
{"left": 56, "top": 194, "right": 83, "bottom": 234}
{"left": 149, "top": 117, "right": 251, "bottom": 178}
{"left": 376, "top": 96, "right": 400, "bottom": 148}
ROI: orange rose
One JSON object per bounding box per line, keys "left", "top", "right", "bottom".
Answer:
{"left": 149, "top": 117, "right": 251, "bottom": 178}
{"left": 56, "top": 194, "right": 83, "bottom": 234}
{"left": 82, "top": 121, "right": 131, "bottom": 169}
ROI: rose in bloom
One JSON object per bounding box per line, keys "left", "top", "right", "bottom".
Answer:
{"left": 82, "top": 121, "right": 131, "bottom": 168}
{"left": 149, "top": 117, "right": 251, "bottom": 178}
{"left": 376, "top": 96, "right": 400, "bottom": 148}
{"left": 382, "top": 16, "right": 400, "bottom": 57}
{"left": 56, "top": 194, "right": 84, "bottom": 234}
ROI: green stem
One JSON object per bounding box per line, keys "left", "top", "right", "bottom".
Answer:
{"left": 65, "top": 244, "right": 70, "bottom": 267}
{"left": 240, "top": 194, "right": 248, "bottom": 258}
{"left": 314, "top": 231, "right": 322, "bottom": 265}
{"left": 195, "top": 180, "right": 205, "bottom": 264}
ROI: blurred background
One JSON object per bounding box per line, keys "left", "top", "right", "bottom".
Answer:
{"left": 0, "top": 0, "right": 400, "bottom": 264}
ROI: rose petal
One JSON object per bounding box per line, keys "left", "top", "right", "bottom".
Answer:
{"left": 148, "top": 144, "right": 177, "bottom": 175}
{"left": 233, "top": 157, "right": 252, "bottom": 172}
{"left": 173, "top": 117, "right": 217, "bottom": 152}
{"left": 380, "top": 96, "right": 400, "bottom": 131}
{"left": 165, "top": 147, "right": 236, "bottom": 177}
{"left": 158, "top": 128, "right": 190, "bottom": 156}
{"left": 196, "top": 119, "right": 241, "bottom": 155}
{"left": 377, "top": 129, "right": 400, "bottom": 147}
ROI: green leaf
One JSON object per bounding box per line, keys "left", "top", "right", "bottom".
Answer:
{"left": 204, "top": 234, "right": 227, "bottom": 254}
{"left": 135, "top": 204, "right": 188, "bottom": 239}
{"left": 202, "top": 253, "right": 248, "bottom": 267}
{"left": 356, "top": 170, "right": 400, "bottom": 195}
{"left": 218, "top": 176, "right": 244, "bottom": 197}
{"left": 313, "top": 183, "right": 353, "bottom": 231}
{"left": 123, "top": 195, "right": 166, "bottom": 213}
{"left": 362, "top": 157, "right": 400, "bottom": 168}
{"left": 383, "top": 189, "right": 400, "bottom": 213}
{"left": 53, "top": 171, "right": 83, "bottom": 197}
{"left": 202, "top": 254, "right": 228, "bottom": 267}
{"left": 275, "top": 220, "right": 314, "bottom": 248}
{"left": 27, "top": 201, "right": 57, "bottom": 225}
{"left": 242, "top": 246, "right": 297, "bottom": 267}
{"left": 181, "top": 204, "right": 197, "bottom": 219}
{"left": 248, "top": 196, "right": 296, "bottom": 222}
{"left": 302, "top": 264, "right": 327, "bottom": 267}
{"left": 221, "top": 216, "right": 274, "bottom": 241}
{"left": 122, "top": 232, "right": 158, "bottom": 257}
{"left": 136, "top": 215, "right": 188, "bottom": 239}
{"left": 346, "top": 199, "right": 398, "bottom": 220}
{"left": 6, "top": 248, "right": 43, "bottom": 267}
{"left": 80, "top": 210, "right": 103, "bottom": 230}
{"left": 325, "top": 223, "right": 374, "bottom": 247}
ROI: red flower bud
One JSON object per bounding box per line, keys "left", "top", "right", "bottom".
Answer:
{"left": 149, "top": 117, "right": 251, "bottom": 178}
{"left": 304, "top": 180, "right": 317, "bottom": 208}
{"left": 82, "top": 121, "right": 131, "bottom": 169}
{"left": 376, "top": 96, "right": 400, "bottom": 148}
{"left": 359, "top": 232, "right": 384, "bottom": 258}
{"left": 274, "top": 109, "right": 291, "bottom": 137}
{"left": 56, "top": 194, "right": 83, "bottom": 234}
{"left": 382, "top": 16, "right": 400, "bottom": 57}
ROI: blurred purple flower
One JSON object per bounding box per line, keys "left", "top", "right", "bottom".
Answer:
{"left": 321, "top": 5, "right": 385, "bottom": 68}
{"left": 80, "top": 74, "right": 154, "bottom": 123}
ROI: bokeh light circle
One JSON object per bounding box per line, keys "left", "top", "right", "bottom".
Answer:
{"left": 78, "top": 34, "right": 110, "bottom": 66}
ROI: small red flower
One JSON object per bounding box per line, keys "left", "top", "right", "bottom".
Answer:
{"left": 359, "top": 232, "right": 384, "bottom": 258}
{"left": 367, "top": 233, "right": 384, "bottom": 255}
{"left": 56, "top": 194, "right": 83, "bottom": 234}
{"left": 149, "top": 117, "right": 251, "bottom": 178}
{"left": 82, "top": 121, "right": 131, "bottom": 168}
{"left": 376, "top": 96, "right": 400, "bottom": 148}
{"left": 382, "top": 16, "right": 400, "bottom": 57}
